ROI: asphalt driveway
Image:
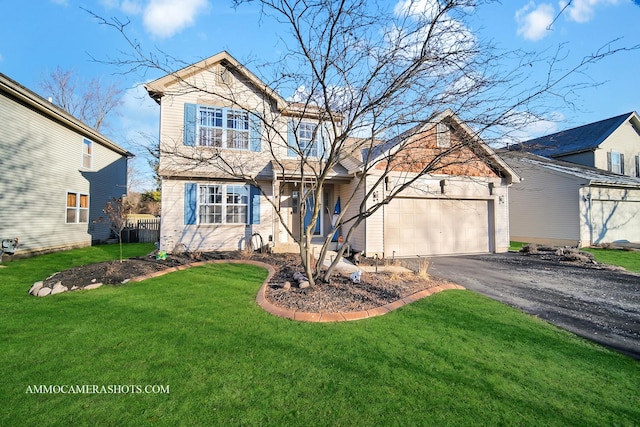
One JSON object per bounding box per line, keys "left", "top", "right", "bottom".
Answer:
{"left": 420, "top": 252, "right": 640, "bottom": 360}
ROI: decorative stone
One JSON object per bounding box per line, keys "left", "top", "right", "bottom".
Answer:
{"left": 84, "top": 282, "right": 103, "bottom": 290}
{"left": 71, "top": 286, "right": 78, "bottom": 291}
{"left": 283, "top": 281, "right": 291, "bottom": 290}
{"left": 29, "top": 281, "right": 44, "bottom": 295}
{"left": 51, "top": 282, "right": 67, "bottom": 295}
{"left": 121, "top": 279, "right": 130, "bottom": 284}
{"left": 350, "top": 270, "right": 363, "bottom": 284}
{"left": 37, "top": 287, "right": 52, "bottom": 297}
{"left": 298, "top": 281, "right": 310, "bottom": 289}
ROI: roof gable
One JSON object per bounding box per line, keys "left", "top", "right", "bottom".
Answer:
{"left": 364, "top": 109, "right": 518, "bottom": 182}
{"left": 145, "top": 51, "right": 288, "bottom": 110}
{"left": 514, "top": 112, "right": 638, "bottom": 157}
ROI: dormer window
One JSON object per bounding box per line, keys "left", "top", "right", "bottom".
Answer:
{"left": 436, "top": 123, "right": 450, "bottom": 148}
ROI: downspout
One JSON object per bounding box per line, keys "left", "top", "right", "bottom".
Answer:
{"left": 587, "top": 188, "right": 593, "bottom": 247}
{"left": 271, "top": 168, "right": 278, "bottom": 250}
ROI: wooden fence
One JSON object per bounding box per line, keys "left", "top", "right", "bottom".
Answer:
{"left": 122, "top": 218, "right": 160, "bottom": 243}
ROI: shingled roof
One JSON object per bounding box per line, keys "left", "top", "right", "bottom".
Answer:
{"left": 512, "top": 112, "right": 636, "bottom": 157}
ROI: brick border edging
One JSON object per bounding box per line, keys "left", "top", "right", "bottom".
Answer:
{"left": 256, "top": 278, "right": 465, "bottom": 323}
{"left": 128, "top": 259, "right": 465, "bottom": 323}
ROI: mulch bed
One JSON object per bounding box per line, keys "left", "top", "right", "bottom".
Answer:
{"left": 39, "top": 251, "right": 446, "bottom": 313}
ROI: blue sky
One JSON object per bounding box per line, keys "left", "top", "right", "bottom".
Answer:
{"left": 1, "top": 0, "right": 639, "bottom": 189}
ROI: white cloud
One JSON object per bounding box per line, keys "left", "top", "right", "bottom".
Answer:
{"left": 562, "top": 0, "right": 621, "bottom": 23}
{"left": 100, "top": 0, "right": 208, "bottom": 38}
{"left": 143, "top": 0, "right": 209, "bottom": 39}
{"left": 394, "top": 0, "right": 441, "bottom": 20}
{"left": 516, "top": 2, "right": 555, "bottom": 41}
{"left": 390, "top": 0, "right": 476, "bottom": 63}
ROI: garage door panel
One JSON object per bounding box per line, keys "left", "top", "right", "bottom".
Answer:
{"left": 385, "top": 198, "right": 491, "bottom": 256}
{"left": 591, "top": 200, "right": 640, "bottom": 243}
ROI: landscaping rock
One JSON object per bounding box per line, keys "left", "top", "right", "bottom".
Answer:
{"left": 283, "top": 281, "right": 291, "bottom": 290}
{"left": 298, "top": 281, "right": 310, "bottom": 289}
{"left": 29, "top": 281, "right": 44, "bottom": 296}
{"left": 51, "top": 282, "right": 67, "bottom": 295}
{"left": 84, "top": 282, "right": 103, "bottom": 290}
{"left": 37, "top": 287, "right": 52, "bottom": 297}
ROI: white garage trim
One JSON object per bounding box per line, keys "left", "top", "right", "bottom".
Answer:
{"left": 385, "top": 198, "right": 494, "bottom": 257}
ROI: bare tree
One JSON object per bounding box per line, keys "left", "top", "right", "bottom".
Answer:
{"left": 88, "top": 0, "right": 637, "bottom": 285}
{"left": 40, "top": 67, "right": 124, "bottom": 131}
{"left": 103, "top": 197, "right": 129, "bottom": 262}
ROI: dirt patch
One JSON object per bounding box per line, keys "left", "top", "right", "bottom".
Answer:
{"left": 39, "top": 251, "right": 448, "bottom": 313}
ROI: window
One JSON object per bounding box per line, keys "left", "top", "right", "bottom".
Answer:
{"left": 608, "top": 151, "right": 624, "bottom": 174}
{"left": 82, "top": 139, "right": 93, "bottom": 169}
{"left": 196, "top": 106, "right": 248, "bottom": 149}
{"left": 66, "top": 192, "right": 89, "bottom": 223}
{"left": 436, "top": 123, "right": 450, "bottom": 148}
{"left": 636, "top": 155, "right": 640, "bottom": 178}
{"left": 198, "top": 184, "right": 248, "bottom": 224}
{"left": 288, "top": 121, "right": 324, "bottom": 158}
{"left": 226, "top": 110, "right": 249, "bottom": 150}
{"left": 198, "top": 106, "right": 223, "bottom": 147}
{"left": 298, "top": 122, "right": 318, "bottom": 157}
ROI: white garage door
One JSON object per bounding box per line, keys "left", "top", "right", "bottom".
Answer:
{"left": 590, "top": 200, "right": 640, "bottom": 244}
{"left": 385, "top": 198, "right": 492, "bottom": 257}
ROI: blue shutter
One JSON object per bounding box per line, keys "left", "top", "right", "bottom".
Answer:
{"left": 249, "top": 185, "right": 261, "bottom": 224}
{"left": 184, "top": 183, "right": 197, "bottom": 225}
{"left": 287, "top": 120, "right": 297, "bottom": 157}
{"left": 184, "top": 104, "right": 197, "bottom": 146}
{"left": 250, "top": 113, "right": 262, "bottom": 152}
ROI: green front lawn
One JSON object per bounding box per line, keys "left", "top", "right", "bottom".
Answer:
{"left": 1, "top": 245, "right": 639, "bottom": 426}
{"left": 582, "top": 247, "right": 640, "bottom": 273}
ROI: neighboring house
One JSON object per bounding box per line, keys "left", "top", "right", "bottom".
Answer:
{"left": 0, "top": 73, "right": 133, "bottom": 257}
{"left": 505, "top": 112, "right": 640, "bottom": 246}
{"left": 145, "top": 51, "right": 519, "bottom": 257}
{"left": 501, "top": 151, "right": 640, "bottom": 246}
{"left": 513, "top": 112, "right": 640, "bottom": 177}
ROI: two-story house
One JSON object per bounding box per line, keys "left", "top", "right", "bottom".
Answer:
{"left": 0, "top": 73, "right": 133, "bottom": 257}
{"left": 145, "top": 51, "right": 518, "bottom": 257}
{"left": 503, "top": 112, "right": 640, "bottom": 246}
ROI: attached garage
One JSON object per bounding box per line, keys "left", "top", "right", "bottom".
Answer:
{"left": 384, "top": 198, "right": 494, "bottom": 257}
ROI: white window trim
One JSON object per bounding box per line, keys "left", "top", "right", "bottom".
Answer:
{"left": 610, "top": 151, "right": 623, "bottom": 174}
{"left": 198, "top": 184, "right": 248, "bottom": 225}
{"left": 66, "top": 191, "right": 89, "bottom": 224}
{"left": 82, "top": 138, "right": 93, "bottom": 169}
{"left": 197, "top": 106, "right": 249, "bottom": 150}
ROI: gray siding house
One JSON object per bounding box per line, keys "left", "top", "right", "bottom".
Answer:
{"left": 503, "top": 112, "right": 640, "bottom": 246}
{"left": 0, "top": 73, "right": 133, "bottom": 257}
